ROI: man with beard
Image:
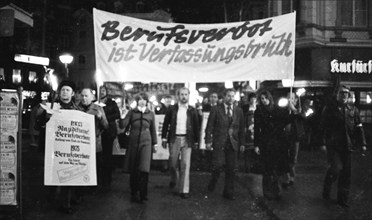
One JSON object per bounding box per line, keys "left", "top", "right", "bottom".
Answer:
{"left": 320, "top": 85, "right": 367, "bottom": 207}
{"left": 161, "top": 87, "right": 200, "bottom": 199}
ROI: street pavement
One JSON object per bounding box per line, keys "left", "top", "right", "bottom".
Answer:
{"left": 1, "top": 133, "right": 372, "bottom": 220}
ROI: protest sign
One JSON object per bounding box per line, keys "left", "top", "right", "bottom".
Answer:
{"left": 44, "top": 110, "right": 97, "bottom": 186}
{"left": 93, "top": 9, "right": 295, "bottom": 83}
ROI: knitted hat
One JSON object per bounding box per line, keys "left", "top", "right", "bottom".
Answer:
{"left": 339, "top": 85, "right": 350, "bottom": 93}
{"left": 58, "top": 80, "right": 76, "bottom": 91}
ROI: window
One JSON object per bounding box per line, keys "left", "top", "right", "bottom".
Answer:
{"left": 0, "top": 68, "right": 4, "bottom": 81}
{"left": 12, "top": 69, "right": 21, "bottom": 84}
{"left": 78, "top": 55, "right": 86, "bottom": 65}
{"left": 28, "top": 71, "right": 37, "bottom": 83}
{"left": 360, "top": 109, "right": 372, "bottom": 123}
{"left": 359, "top": 91, "right": 372, "bottom": 124}
{"left": 360, "top": 91, "right": 372, "bottom": 105}
{"left": 342, "top": 0, "right": 368, "bottom": 27}
{"left": 79, "top": 31, "right": 86, "bottom": 40}
{"left": 268, "top": 0, "right": 294, "bottom": 17}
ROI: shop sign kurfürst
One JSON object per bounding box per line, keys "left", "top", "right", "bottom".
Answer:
{"left": 330, "top": 59, "right": 372, "bottom": 74}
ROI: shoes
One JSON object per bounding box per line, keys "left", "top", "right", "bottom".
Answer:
{"left": 60, "top": 206, "right": 74, "bottom": 214}
{"left": 337, "top": 201, "right": 349, "bottom": 208}
{"left": 264, "top": 194, "right": 280, "bottom": 201}
{"left": 131, "top": 194, "right": 140, "bottom": 203}
{"left": 180, "top": 193, "right": 189, "bottom": 199}
{"left": 282, "top": 182, "right": 290, "bottom": 189}
{"left": 131, "top": 195, "right": 147, "bottom": 204}
{"left": 322, "top": 192, "right": 330, "bottom": 200}
{"left": 208, "top": 181, "right": 216, "bottom": 192}
{"left": 71, "top": 197, "right": 83, "bottom": 205}
{"left": 223, "top": 193, "right": 235, "bottom": 200}
{"left": 169, "top": 182, "right": 176, "bottom": 189}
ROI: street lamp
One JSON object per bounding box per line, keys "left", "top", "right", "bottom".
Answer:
{"left": 59, "top": 53, "right": 73, "bottom": 78}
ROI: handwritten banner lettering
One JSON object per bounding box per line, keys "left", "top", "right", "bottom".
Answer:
{"left": 93, "top": 9, "right": 295, "bottom": 82}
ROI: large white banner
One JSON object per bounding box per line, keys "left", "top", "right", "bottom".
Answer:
{"left": 44, "top": 110, "right": 97, "bottom": 186}
{"left": 93, "top": 9, "right": 295, "bottom": 83}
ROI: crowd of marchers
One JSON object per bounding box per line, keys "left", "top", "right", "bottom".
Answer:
{"left": 32, "top": 80, "right": 367, "bottom": 214}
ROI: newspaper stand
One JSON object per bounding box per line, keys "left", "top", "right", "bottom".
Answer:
{"left": 0, "top": 87, "right": 22, "bottom": 219}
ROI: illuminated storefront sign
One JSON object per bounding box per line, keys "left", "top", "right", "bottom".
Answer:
{"left": 14, "top": 54, "right": 49, "bottom": 66}
{"left": 330, "top": 59, "right": 372, "bottom": 74}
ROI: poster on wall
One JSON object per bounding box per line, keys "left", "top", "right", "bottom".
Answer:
{"left": 153, "top": 114, "right": 169, "bottom": 160}
{"left": 44, "top": 110, "right": 97, "bottom": 186}
{"left": 0, "top": 91, "right": 19, "bottom": 206}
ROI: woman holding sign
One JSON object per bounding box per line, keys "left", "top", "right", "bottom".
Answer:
{"left": 120, "top": 92, "right": 158, "bottom": 203}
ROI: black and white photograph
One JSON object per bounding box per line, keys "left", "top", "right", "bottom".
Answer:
{"left": 0, "top": 0, "right": 371, "bottom": 219}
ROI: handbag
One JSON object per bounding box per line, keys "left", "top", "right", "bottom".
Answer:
{"left": 118, "top": 111, "right": 132, "bottom": 149}
{"left": 118, "top": 130, "right": 130, "bottom": 149}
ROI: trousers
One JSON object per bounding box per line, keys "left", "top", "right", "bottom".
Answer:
{"left": 323, "top": 149, "right": 351, "bottom": 203}
{"left": 169, "top": 136, "right": 192, "bottom": 193}
{"left": 209, "top": 139, "right": 237, "bottom": 196}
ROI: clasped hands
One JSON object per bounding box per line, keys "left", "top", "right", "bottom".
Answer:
{"left": 205, "top": 143, "right": 246, "bottom": 153}
{"left": 161, "top": 140, "right": 199, "bottom": 149}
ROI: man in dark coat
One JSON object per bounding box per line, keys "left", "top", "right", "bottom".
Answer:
{"left": 161, "top": 87, "right": 200, "bottom": 199}
{"left": 35, "top": 80, "right": 82, "bottom": 213}
{"left": 79, "top": 88, "right": 109, "bottom": 187}
{"left": 320, "top": 84, "right": 367, "bottom": 207}
{"left": 99, "top": 85, "right": 121, "bottom": 189}
{"left": 205, "top": 88, "right": 245, "bottom": 200}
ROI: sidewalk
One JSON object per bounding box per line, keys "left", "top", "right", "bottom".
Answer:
{"left": 237, "top": 150, "right": 372, "bottom": 220}
{"left": 17, "top": 133, "right": 272, "bottom": 220}
{"left": 3, "top": 132, "right": 372, "bottom": 220}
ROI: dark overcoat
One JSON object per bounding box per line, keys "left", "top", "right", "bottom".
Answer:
{"left": 254, "top": 105, "right": 292, "bottom": 173}
{"left": 161, "top": 104, "right": 200, "bottom": 146}
{"left": 120, "top": 108, "right": 157, "bottom": 173}
{"left": 319, "top": 102, "right": 366, "bottom": 151}
{"left": 205, "top": 104, "right": 245, "bottom": 151}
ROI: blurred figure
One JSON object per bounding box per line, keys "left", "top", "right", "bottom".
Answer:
{"left": 202, "top": 92, "right": 219, "bottom": 112}
{"left": 156, "top": 95, "right": 172, "bottom": 114}
{"left": 155, "top": 94, "right": 172, "bottom": 172}
{"left": 301, "top": 99, "right": 314, "bottom": 150}
{"left": 320, "top": 85, "right": 367, "bottom": 207}
{"left": 79, "top": 88, "right": 109, "bottom": 187}
{"left": 254, "top": 90, "right": 296, "bottom": 200}
{"left": 120, "top": 92, "right": 157, "bottom": 203}
{"left": 99, "top": 85, "right": 121, "bottom": 189}
{"left": 29, "top": 95, "right": 42, "bottom": 147}
{"left": 243, "top": 93, "right": 257, "bottom": 173}
{"left": 283, "top": 93, "right": 305, "bottom": 187}
{"left": 205, "top": 89, "right": 245, "bottom": 200}
{"left": 161, "top": 87, "right": 200, "bottom": 199}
